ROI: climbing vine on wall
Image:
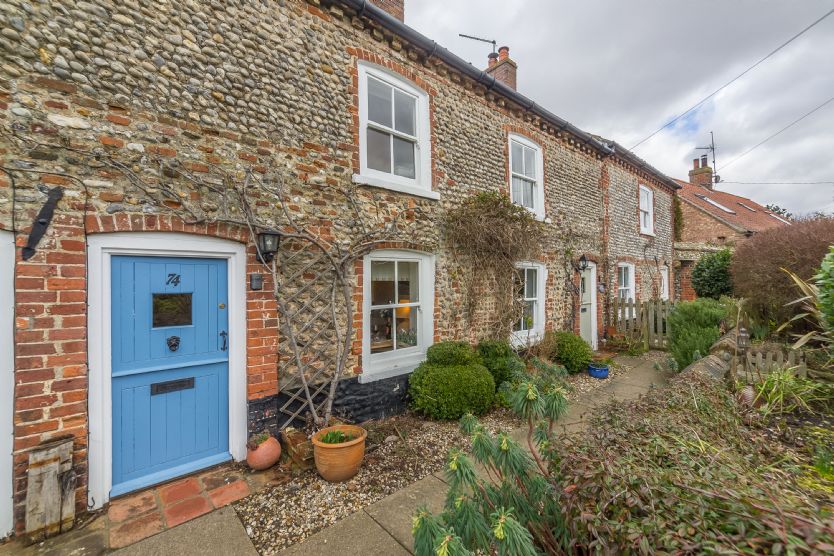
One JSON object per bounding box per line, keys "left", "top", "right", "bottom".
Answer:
{"left": 444, "top": 191, "right": 545, "bottom": 340}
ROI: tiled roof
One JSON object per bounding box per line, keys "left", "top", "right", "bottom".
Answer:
{"left": 674, "top": 179, "right": 791, "bottom": 233}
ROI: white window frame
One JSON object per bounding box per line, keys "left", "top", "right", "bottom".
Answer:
{"left": 511, "top": 262, "right": 547, "bottom": 347}
{"left": 1, "top": 231, "right": 13, "bottom": 538}
{"left": 354, "top": 62, "right": 436, "bottom": 200}
{"left": 639, "top": 185, "right": 654, "bottom": 235}
{"left": 660, "top": 265, "right": 670, "bottom": 301}
{"left": 361, "top": 250, "right": 435, "bottom": 383}
{"left": 617, "top": 263, "right": 636, "bottom": 302}
{"left": 508, "top": 134, "right": 545, "bottom": 220}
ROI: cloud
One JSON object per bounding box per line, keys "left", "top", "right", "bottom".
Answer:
{"left": 405, "top": 0, "right": 834, "bottom": 215}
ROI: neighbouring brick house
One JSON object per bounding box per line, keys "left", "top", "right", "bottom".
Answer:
{"left": 0, "top": 0, "right": 678, "bottom": 536}
{"left": 674, "top": 155, "right": 790, "bottom": 300}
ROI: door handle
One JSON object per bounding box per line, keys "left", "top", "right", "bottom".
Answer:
{"left": 220, "top": 331, "right": 228, "bottom": 351}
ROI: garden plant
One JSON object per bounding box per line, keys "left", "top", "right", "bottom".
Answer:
{"left": 691, "top": 248, "right": 733, "bottom": 299}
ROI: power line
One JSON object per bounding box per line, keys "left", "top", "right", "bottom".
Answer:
{"left": 629, "top": 7, "right": 834, "bottom": 150}
{"left": 720, "top": 94, "right": 834, "bottom": 170}
{"left": 719, "top": 180, "right": 834, "bottom": 185}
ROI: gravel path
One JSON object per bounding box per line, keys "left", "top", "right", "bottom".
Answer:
{"left": 234, "top": 354, "right": 652, "bottom": 554}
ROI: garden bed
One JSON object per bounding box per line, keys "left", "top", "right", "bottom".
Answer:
{"left": 233, "top": 352, "right": 650, "bottom": 554}
{"left": 233, "top": 410, "right": 522, "bottom": 554}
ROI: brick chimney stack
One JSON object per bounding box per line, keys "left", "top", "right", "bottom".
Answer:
{"left": 371, "top": 0, "right": 404, "bottom": 21}
{"left": 486, "top": 46, "right": 517, "bottom": 90}
{"left": 688, "top": 155, "right": 714, "bottom": 189}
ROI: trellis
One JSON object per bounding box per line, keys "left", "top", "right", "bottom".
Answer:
{"left": 272, "top": 236, "right": 346, "bottom": 430}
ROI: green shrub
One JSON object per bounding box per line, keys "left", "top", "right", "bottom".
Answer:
{"left": 426, "top": 341, "right": 481, "bottom": 366}
{"left": 816, "top": 245, "right": 834, "bottom": 332}
{"left": 692, "top": 249, "right": 733, "bottom": 299}
{"left": 409, "top": 362, "right": 495, "bottom": 420}
{"left": 551, "top": 331, "right": 593, "bottom": 374}
{"left": 477, "top": 340, "right": 524, "bottom": 389}
{"left": 668, "top": 298, "right": 727, "bottom": 369}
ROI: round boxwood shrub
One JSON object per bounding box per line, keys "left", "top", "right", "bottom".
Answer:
{"left": 668, "top": 298, "right": 728, "bottom": 369}
{"left": 692, "top": 249, "right": 733, "bottom": 299}
{"left": 477, "top": 340, "right": 525, "bottom": 389}
{"left": 409, "top": 362, "right": 495, "bottom": 420}
{"left": 552, "top": 331, "right": 593, "bottom": 374}
{"left": 425, "top": 340, "right": 481, "bottom": 366}
{"left": 410, "top": 341, "right": 494, "bottom": 420}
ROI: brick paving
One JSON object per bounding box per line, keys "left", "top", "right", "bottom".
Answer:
{"left": 104, "top": 464, "right": 264, "bottom": 548}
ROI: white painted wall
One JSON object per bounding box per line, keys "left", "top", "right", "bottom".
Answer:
{"left": 1, "top": 231, "right": 14, "bottom": 538}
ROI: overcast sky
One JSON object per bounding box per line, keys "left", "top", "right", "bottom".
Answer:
{"left": 405, "top": 1, "right": 834, "bottom": 215}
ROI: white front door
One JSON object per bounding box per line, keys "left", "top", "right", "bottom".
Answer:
{"left": 1, "top": 231, "right": 14, "bottom": 538}
{"left": 579, "top": 262, "right": 598, "bottom": 350}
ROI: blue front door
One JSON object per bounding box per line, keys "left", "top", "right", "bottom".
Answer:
{"left": 111, "top": 256, "right": 230, "bottom": 497}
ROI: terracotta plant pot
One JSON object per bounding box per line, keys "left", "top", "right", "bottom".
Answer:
{"left": 246, "top": 436, "right": 281, "bottom": 471}
{"left": 311, "top": 424, "right": 367, "bottom": 482}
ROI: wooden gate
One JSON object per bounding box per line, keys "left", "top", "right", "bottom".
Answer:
{"left": 611, "top": 298, "right": 673, "bottom": 350}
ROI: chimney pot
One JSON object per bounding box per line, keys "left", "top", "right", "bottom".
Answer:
{"left": 693, "top": 158, "right": 700, "bottom": 170}
{"left": 701, "top": 154, "right": 708, "bottom": 167}
{"left": 486, "top": 45, "right": 517, "bottom": 90}
{"left": 689, "top": 156, "right": 715, "bottom": 190}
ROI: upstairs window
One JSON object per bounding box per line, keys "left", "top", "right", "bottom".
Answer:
{"left": 509, "top": 134, "right": 545, "bottom": 219}
{"left": 357, "top": 63, "right": 434, "bottom": 199}
{"left": 639, "top": 185, "right": 654, "bottom": 235}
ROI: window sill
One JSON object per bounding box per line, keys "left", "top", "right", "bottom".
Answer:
{"left": 640, "top": 230, "right": 656, "bottom": 237}
{"left": 353, "top": 174, "right": 440, "bottom": 200}
{"left": 358, "top": 351, "right": 426, "bottom": 384}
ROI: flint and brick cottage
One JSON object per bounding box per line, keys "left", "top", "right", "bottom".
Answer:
{"left": 0, "top": 0, "right": 679, "bottom": 535}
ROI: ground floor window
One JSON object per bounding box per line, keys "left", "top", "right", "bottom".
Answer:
{"left": 512, "top": 262, "right": 547, "bottom": 346}
{"left": 617, "top": 263, "right": 635, "bottom": 301}
{"left": 660, "top": 265, "right": 669, "bottom": 300}
{"left": 362, "top": 250, "right": 435, "bottom": 381}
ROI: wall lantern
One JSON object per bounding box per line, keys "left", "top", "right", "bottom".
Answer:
{"left": 577, "top": 254, "right": 589, "bottom": 272}
{"left": 256, "top": 230, "right": 281, "bottom": 264}
{"left": 737, "top": 327, "right": 751, "bottom": 352}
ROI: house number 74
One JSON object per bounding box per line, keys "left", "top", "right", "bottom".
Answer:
{"left": 166, "top": 273, "right": 181, "bottom": 286}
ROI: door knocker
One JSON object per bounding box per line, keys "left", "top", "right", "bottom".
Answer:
{"left": 167, "top": 336, "right": 181, "bottom": 352}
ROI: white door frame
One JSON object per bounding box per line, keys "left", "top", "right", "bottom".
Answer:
{"left": 87, "top": 232, "right": 247, "bottom": 509}
{"left": 1, "top": 231, "right": 14, "bottom": 538}
{"left": 580, "top": 262, "right": 598, "bottom": 350}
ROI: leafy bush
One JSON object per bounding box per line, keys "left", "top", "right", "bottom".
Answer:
{"left": 550, "top": 331, "right": 592, "bottom": 374}
{"left": 413, "top": 357, "right": 569, "bottom": 555}
{"left": 668, "top": 298, "right": 727, "bottom": 369}
{"left": 477, "top": 340, "right": 525, "bottom": 389}
{"left": 415, "top": 372, "right": 834, "bottom": 554}
{"left": 732, "top": 216, "right": 834, "bottom": 327}
{"left": 816, "top": 246, "right": 834, "bottom": 332}
{"left": 692, "top": 249, "right": 733, "bottom": 299}
{"left": 426, "top": 341, "right": 481, "bottom": 366}
{"left": 754, "top": 367, "right": 829, "bottom": 417}
{"left": 409, "top": 343, "right": 495, "bottom": 420}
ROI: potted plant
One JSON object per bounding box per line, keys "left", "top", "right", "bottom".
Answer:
{"left": 588, "top": 359, "right": 610, "bottom": 379}
{"left": 311, "top": 424, "right": 367, "bottom": 482}
{"left": 246, "top": 431, "right": 281, "bottom": 471}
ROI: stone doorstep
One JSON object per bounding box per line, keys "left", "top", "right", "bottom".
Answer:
{"left": 106, "top": 462, "right": 261, "bottom": 549}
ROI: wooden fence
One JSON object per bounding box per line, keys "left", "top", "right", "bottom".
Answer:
{"left": 733, "top": 349, "right": 807, "bottom": 381}
{"left": 611, "top": 298, "right": 673, "bottom": 350}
